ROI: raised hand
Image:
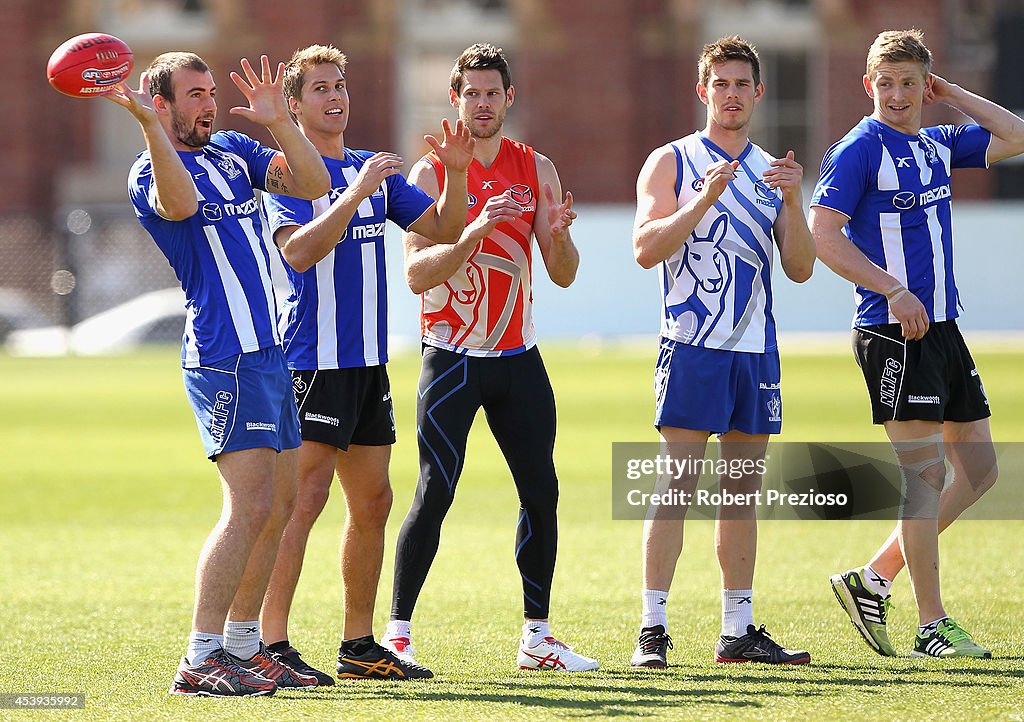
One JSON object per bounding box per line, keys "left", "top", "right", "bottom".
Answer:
{"left": 923, "top": 73, "right": 954, "bottom": 106}
{"left": 425, "top": 118, "right": 475, "bottom": 173}
{"left": 466, "top": 191, "right": 523, "bottom": 240}
{"left": 701, "top": 159, "right": 739, "bottom": 205}
{"left": 543, "top": 183, "right": 576, "bottom": 239}
{"left": 104, "top": 72, "right": 156, "bottom": 124}
{"left": 762, "top": 150, "right": 804, "bottom": 204}
{"left": 349, "top": 152, "right": 404, "bottom": 199}
{"left": 229, "top": 55, "right": 289, "bottom": 127}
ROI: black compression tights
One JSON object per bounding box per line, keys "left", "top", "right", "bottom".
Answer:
{"left": 391, "top": 345, "right": 559, "bottom": 621}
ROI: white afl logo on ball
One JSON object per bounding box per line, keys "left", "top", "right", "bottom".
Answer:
{"left": 892, "top": 191, "right": 916, "bottom": 210}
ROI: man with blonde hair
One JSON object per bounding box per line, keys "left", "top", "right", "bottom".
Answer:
{"left": 811, "top": 29, "right": 1024, "bottom": 658}
{"left": 261, "top": 44, "right": 474, "bottom": 681}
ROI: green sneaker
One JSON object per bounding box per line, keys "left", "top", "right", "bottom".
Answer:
{"left": 830, "top": 569, "right": 897, "bottom": 656}
{"left": 911, "top": 618, "right": 991, "bottom": 658}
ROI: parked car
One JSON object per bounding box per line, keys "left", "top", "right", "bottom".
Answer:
{"left": 6, "top": 287, "right": 185, "bottom": 356}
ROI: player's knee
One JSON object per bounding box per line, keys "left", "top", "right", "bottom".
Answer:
{"left": 232, "top": 491, "right": 275, "bottom": 534}
{"left": 913, "top": 460, "right": 947, "bottom": 492}
{"left": 292, "top": 483, "right": 331, "bottom": 527}
{"left": 349, "top": 483, "right": 394, "bottom": 529}
{"left": 967, "top": 457, "right": 998, "bottom": 497}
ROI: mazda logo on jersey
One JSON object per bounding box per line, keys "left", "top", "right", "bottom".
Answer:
{"left": 468, "top": 193, "right": 477, "bottom": 209}
{"left": 892, "top": 191, "right": 916, "bottom": 210}
{"left": 509, "top": 184, "right": 533, "bottom": 205}
{"left": 201, "top": 202, "right": 223, "bottom": 222}
{"left": 754, "top": 180, "right": 779, "bottom": 206}
{"left": 200, "top": 197, "right": 259, "bottom": 222}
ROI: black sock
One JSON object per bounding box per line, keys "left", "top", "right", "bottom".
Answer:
{"left": 266, "top": 639, "right": 290, "bottom": 654}
{"left": 341, "top": 635, "right": 375, "bottom": 656}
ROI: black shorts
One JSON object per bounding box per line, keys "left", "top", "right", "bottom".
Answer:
{"left": 852, "top": 320, "right": 990, "bottom": 425}
{"left": 291, "top": 366, "right": 396, "bottom": 450}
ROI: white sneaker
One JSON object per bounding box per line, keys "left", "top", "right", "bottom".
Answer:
{"left": 381, "top": 633, "right": 419, "bottom": 666}
{"left": 517, "top": 636, "right": 599, "bottom": 671}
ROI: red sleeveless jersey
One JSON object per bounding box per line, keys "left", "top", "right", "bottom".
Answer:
{"left": 421, "top": 136, "right": 539, "bottom": 356}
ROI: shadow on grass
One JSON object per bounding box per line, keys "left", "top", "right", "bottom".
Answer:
{"left": 268, "top": 661, "right": 1019, "bottom": 716}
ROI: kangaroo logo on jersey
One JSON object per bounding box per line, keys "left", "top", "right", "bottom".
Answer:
{"left": 767, "top": 393, "right": 781, "bottom": 422}
{"left": 509, "top": 184, "right": 533, "bottom": 206}
{"left": 673, "top": 213, "right": 732, "bottom": 343}
{"left": 918, "top": 136, "right": 939, "bottom": 165}
{"left": 215, "top": 155, "right": 242, "bottom": 180}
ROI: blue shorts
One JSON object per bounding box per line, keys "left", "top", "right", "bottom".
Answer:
{"left": 183, "top": 346, "right": 301, "bottom": 460}
{"left": 654, "top": 338, "right": 782, "bottom": 436}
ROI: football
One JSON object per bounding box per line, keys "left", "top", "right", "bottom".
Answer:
{"left": 47, "top": 32, "right": 133, "bottom": 98}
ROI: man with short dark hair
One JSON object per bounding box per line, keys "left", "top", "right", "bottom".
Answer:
{"left": 630, "top": 36, "right": 815, "bottom": 668}
{"left": 107, "top": 52, "right": 329, "bottom": 696}
{"left": 384, "top": 43, "right": 599, "bottom": 673}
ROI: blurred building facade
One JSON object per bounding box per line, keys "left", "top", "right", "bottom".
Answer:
{"left": 1, "top": 0, "right": 1019, "bottom": 332}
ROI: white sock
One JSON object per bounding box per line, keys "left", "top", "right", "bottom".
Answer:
{"left": 223, "top": 620, "right": 261, "bottom": 660}
{"left": 918, "top": 616, "right": 948, "bottom": 636}
{"left": 522, "top": 620, "right": 550, "bottom": 646}
{"left": 385, "top": 619, "right": 412, "bottom": 640}
{"left": 186, "top": 631, "right": 223, "bottom": 666}
{"left": 641, "top": 589, "right": 669, "bottom": 631}
{"left": 862, "top": 565, "right": 892, "bottom": 597}
{"left": 721, "top": 589, "right": 754, "bottom": 638}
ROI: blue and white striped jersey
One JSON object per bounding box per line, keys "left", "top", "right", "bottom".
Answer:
{"left": 264, "top": 150, "right": 434, "bottom": 370}
{"left": 660, "top": 133, "right": 782, "bottom": 353}
{"left": 128, "top": 130, "right": 282, "bottom": 368}
{"left": 811, "top": 116, "right": 990, "bottom": 327}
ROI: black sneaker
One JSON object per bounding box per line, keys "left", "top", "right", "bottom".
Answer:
{"left": 715, "top": 624, "right": 810, "bottom": 665}
{"left": 629, "top": 625, "right": 673, "bottom": 668}
{"left": 337, "top": 641, "right": 434, "bottom": 680}
{"left": 227, "top": 642, "right": 319, "bottom": 690}
{"left": 267, "top": 645, "right": 335, "bottom": 686}
{"left": 170, "top": 649, "right": 277, "bottom": 697}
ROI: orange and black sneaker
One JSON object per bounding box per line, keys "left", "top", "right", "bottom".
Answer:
{"left": 336, "top": 641, "right": 434, "bottom": 680}
{"left": 170, "top": 649, "right": 277, "bottom": 697}
{"left": 227, "top": 643, "right": 320, "bottom": 689}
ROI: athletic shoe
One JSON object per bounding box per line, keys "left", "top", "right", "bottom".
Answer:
{"left": 381, "top": 633, "right": 419, "bottom": 666}
{"left": 518, "top": 636, "right": 600, "bottom": 671}
{"left": 266, "top": 645, "right": 335, "bottom": 686}
{"left": 911, "top": 618, "right": 992, "bottom": 658}
{"left": 630, "top": 625, "right": 673, "bottom": 668}
{"left": 170, "top": 650, "right": 276, "bottom": 697}
{"left": 830, "top": 569, "right": 897, "bottom": 656}
{"left": 715, "top": 624, "right": 811, "bottom": 664}
{"left": 227, "top": 643, "right": 319, "bottom": 690}
{"left": 337, "top": 642, "right": 434, "bottom": 680}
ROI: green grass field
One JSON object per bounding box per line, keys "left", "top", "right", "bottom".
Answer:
{"left": 1, "top": 344, "right": 1022, "bottom": 721}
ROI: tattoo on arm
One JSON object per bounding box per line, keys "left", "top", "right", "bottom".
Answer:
{"left": 266, "top": 164, "right": 288, "bottom": 193}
